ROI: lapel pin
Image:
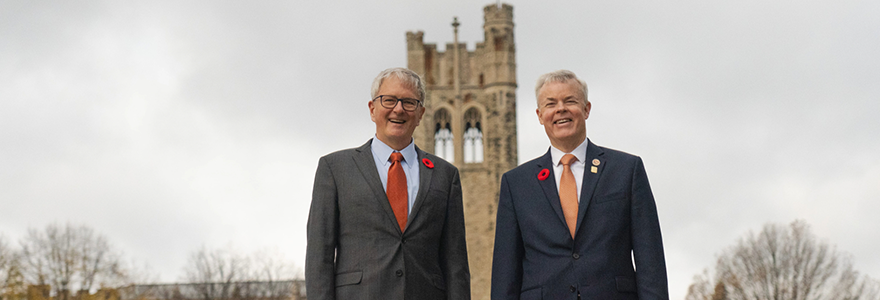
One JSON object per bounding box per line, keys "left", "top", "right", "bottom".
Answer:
{"left": 591, "top": 166, "right": 598, "bottom": 173}
{"left": 592, "top": 159, "right": 600, "bottom": 166}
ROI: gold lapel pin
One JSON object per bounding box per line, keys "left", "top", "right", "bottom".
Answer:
{"left": 591, "top": 166, "right": 598, "bottom": 173}
{"left": 592, "top": 159, "right": 600, "bottom": 166}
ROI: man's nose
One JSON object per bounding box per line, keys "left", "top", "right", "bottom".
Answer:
{"left": 555, "top": 103, "right": 568, "bottom": 113}
{"left": 392, "top": 100, "right": 406, "bottom": 112}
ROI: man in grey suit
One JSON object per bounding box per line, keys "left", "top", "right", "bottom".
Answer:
{"left": 491, "top": 70, "right": 668, "bottom": 299}
{"left": 306, "top": 67, "right": 470, "bottom": 300}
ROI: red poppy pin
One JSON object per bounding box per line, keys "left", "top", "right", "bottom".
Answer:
{"left": 538, "top": 168, "right": 550, "bottom": 181}
{"left": 422, "top": 158, "right": 434, "bottom": 169}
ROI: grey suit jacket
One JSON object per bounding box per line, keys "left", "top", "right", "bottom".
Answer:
{"left": 306, "top": 139, "right": 470, "bottom": 300}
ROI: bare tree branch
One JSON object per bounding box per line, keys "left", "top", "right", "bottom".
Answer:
{"left": 18, "top": 223, "right": 126, "bottom": 298}
{"left": 686, "top": 220, "right": 880, "bottom": 300}
{"left": 181, "top": 246, "right": 300, "bottom": 300}
{"left": 1, "top": 235, "right": 11, "bottom": 300}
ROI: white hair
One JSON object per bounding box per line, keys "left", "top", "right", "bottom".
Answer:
{"left": 370, "top": 67, "right": 426, "bottom": 100}
{"left": 534, "top": 70, "right": 588, "bottom": 105}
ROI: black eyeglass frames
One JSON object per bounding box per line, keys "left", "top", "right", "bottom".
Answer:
{"left": 373, "top": 95, "right": 422, "bottom": 112}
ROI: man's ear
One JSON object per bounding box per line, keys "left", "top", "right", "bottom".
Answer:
{"left": 536, "top": 108, "right": 543, "bottom": 125}
{"left": 584, "top": 101, "right": 591, "bottom": 120}
{"left": 368, "top": 100, "right": 377, "bottom": 122}
{"left": 415, "top": 106, "right": 426, "bottom": 126}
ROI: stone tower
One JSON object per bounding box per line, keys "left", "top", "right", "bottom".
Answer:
{"left": 406, "top": 3, "right": 517, "bottom": 299}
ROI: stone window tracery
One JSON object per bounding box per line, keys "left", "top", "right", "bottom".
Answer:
{"left": 434, "top": 109, "right": 454, "bottom": 162}
{"left": 463, "top": 108, "right": 483, "bottom": 163}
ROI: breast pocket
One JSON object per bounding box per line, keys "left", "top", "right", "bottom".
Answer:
{"left": 429, "top": 188, "right": 449, "bottom": 201}
{"left": 417, "top": 189, "right": 449, "bottom": 217}
{"left": 596, "top": 191, "right": 627, "bottom": 204}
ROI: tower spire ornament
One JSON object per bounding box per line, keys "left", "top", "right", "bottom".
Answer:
{"left": 452, "top": 16, "right": 461, "bottom": 101}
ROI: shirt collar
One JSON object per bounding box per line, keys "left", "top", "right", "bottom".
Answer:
{"left": 550, "top": 138, "right": 589, "bottom": 167}
{"left": 371, "top": 135, "right": 417, "bottom": 167}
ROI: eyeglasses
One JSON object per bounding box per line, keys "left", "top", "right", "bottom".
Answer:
{"left": 373, "top": 95, "right": 423, "bottom": 112}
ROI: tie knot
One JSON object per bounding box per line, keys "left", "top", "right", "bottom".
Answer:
{"left": 560, "top": 153, "right": 577, "bottom": 166}
{"left": 390, "top": 152, "right": 404, "bottom": 163}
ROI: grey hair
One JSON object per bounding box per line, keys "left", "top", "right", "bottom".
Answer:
{"left": 534, "top": 70, "right": 588, "bottom": 105}
{"left": 370, "top": 67, "right": 426, "bottom": 101}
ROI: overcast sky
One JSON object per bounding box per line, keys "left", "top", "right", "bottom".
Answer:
{"left": 2, "top": 0, "right": 879, "bottom": 298}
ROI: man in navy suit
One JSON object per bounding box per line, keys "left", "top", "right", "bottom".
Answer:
{"left": 491, "top": 70, "right": 668, "bottom": 299}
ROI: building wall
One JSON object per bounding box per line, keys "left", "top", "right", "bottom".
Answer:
{"left": 11, "top": 281, "right": 305, "bottom": 300}
{"left": 407, "top": 4, "right": 517, "bottom": 300}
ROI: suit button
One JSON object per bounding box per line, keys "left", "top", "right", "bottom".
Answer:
{"left": 570, "top": 285, "right": 576, "bottom": 293}
{"left": 396, "top": 270, "right": 403, "bottom": 277}
{"left": 401, "top": 238, "right": 406, "bottom": 244}
{"left": 572, "top": 253, "right": 580, "bottom": 260}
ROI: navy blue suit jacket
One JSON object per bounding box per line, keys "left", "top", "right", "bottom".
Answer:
{"left": 491, "top": 140, "right": 668, "bottom": 300}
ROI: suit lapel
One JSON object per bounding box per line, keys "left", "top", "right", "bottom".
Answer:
{"left": 536, "top": 150, "right": 568, "bottom": 230}
{"left": 575, "top": 139, "right": 605, "bottom": 236}
{"left": 407, "top": 147, "right": 433, "bottom": 230}
{"left": 352, "top": 139, "right": 403, "bottom": 234}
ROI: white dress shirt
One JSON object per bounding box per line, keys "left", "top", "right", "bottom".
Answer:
{"left": 549, "top": 139, "right": 589, "bottom": 202}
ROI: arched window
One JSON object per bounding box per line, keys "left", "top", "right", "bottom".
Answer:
{"left": 434, "top": 109, "right": 454, "bottom": 162}
{"left": 463, "top": 108, "right": 483, "bottom": 163}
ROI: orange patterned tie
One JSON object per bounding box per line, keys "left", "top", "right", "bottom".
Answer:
{"left": 387, "top": 152, "right": 408, "bottom": 231}
{"left": 559, "top": 154, "right": 578, "bottom": 238}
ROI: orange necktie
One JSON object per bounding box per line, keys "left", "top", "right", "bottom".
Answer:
{"left": 559, "top": 154, "right": 578, "bottom": 238}
{"left": 387, "top": 152, "right": 408, "bottom": 231}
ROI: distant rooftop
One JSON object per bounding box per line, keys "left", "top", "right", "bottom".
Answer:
{"left": 119, "top": 280, "right": 305, "bottom": 300}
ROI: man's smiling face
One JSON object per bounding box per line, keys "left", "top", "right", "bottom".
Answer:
{"left": 536, "top": 80, "right": 591, "bottom": 151}
{"left": 369, "top": 76, "right": 425, "bottom": 150}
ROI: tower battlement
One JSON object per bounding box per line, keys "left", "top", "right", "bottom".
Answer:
{"left": 405, "top": 31, "right": 424, "bottom": 50}
{"left": 484, "top": 3, "right": 514, "bottom": 25}
{"left": 405, "top": 3, "right": 517, "bottom": 300}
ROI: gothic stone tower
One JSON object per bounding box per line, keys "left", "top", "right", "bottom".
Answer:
{"left": 406, "top": 4, "right": 517, "bottom": 300}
